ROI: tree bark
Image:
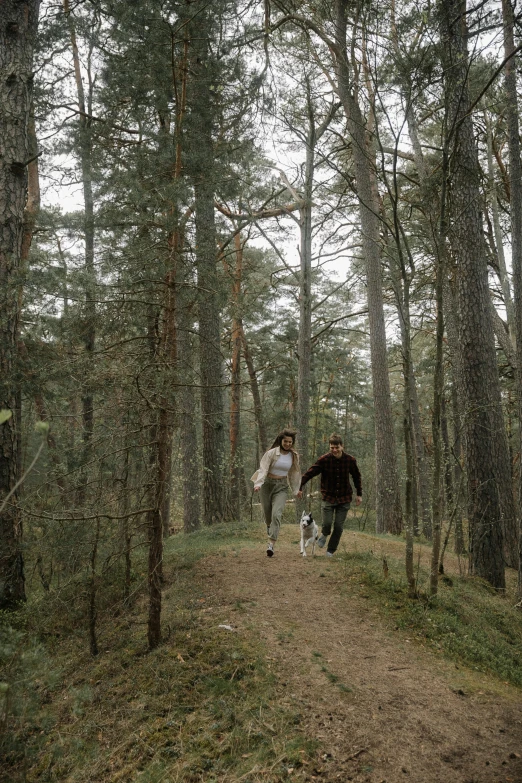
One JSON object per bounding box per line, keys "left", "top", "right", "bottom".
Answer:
{"left": 241, "top": 325, "right": 268, "bottom": 454}
{"left": 177, "top": 289, "right": 200, "bottom": 534}
{"left": 501, "top": 0, "right": 522, "bottom": 593}
{"left": 484, "top": 107, "right": 515, "bottom": 337}
{"left": 187, "top": 6, "right": 226, "bottom": 524}
{"left": 444, "top": 277, "right": 466, "bottom": 554}
{"left": 430, "top": 192, "right": 445, "bottom": 596}
{"left": 334, "top": 0, "right": 402, "bottom": 534}
{"left": 63, "top": 0, "right": 96, "bottom": 508}
{"left": 440, "top": 0, "right": 508, "bottom": 588}
{"left": 229, "top": 234, "right": 243, "bottom": 522}
{"left": 0, "top": 0, "right": 40, "bottom": 610}
{"left": 295, "top": 85, "right": 315, "bottom": 514}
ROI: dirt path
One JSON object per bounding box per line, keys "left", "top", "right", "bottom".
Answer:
{"left": 196, "top": 526, "right": 522, "bottom": 783}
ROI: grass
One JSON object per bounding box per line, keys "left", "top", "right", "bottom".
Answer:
{"left": 337, "top": 546, "right": 522, "bottom": 688}
{"left": 0, "top": 521, "right": 316, "bottom": 783}
{"left": 3, "top": 517, "right": 522, "bottom": 782}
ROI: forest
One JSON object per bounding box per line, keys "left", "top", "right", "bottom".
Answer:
{"left": 2, "top": 1, "right": 522, "bottom": 781}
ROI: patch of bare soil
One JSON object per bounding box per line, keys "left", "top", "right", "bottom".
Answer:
{"left": 197, "top": 525, "right": 522, "bottom": 783}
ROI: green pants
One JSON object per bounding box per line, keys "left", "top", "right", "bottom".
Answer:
{"left": 321, "top": 501, "right": 351, "bottom": 554}
{"left": 260, "top": 478, "right": 288, "bottom": 541}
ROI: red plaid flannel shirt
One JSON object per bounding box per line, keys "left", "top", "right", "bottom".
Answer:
{"left": 300, "top": 452, "right": 362, "bottom": 504}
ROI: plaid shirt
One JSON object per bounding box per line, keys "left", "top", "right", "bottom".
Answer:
{"left": 300, "top": 452, "right": 362, "bottom": 504}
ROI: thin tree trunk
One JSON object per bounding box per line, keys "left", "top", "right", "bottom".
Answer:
{"left": 490, "top": 298, "right": 517, "bottom": 370}
{"left": 0, "top": 0, "right": 40, "bottom": 610}
{"left": 430, "top": 190, "right": 445, "bottom": 596}
{"left": 119, "top": 431, "right": 132, "bottom": 604}
{"left": 408, "top": 391, "right": 429, "bottom": 537}
{"left": 334, "top": 0, "right": 402, "bottom": 534}
{"left": 452, "top": 389, "right": 466, "bottom": 556}
{"left": 443, "top": 275, "right": 466, "bottom": 554}
{"left": 157, "top": 228, "right": 179, "bottom": 539}
{"left": 187, "top": 6, "right": 226, "bottom": 524}
{"left": 441, "top": 394, "right": 453, "bottom": 515}
{"left": 64, "top": 0, "right": 96, "bottom": 508}
{"left": 147, "top": 498, "right": 163, "bottom": 649}
{"left": 229, "top": 233, "right": 243, "bottom": 522}
{"left": 146, "top": 305, "right": 163, "bottom": 649}
{"left": 177, "top": 286, "right": 200, "bottom": 534}
{"left": 88, "top": 518, "right": 100, "bottom": 656}
{"left": 241, "top": 325, "right": 268, "bottom": 454}
{"left": 296, "top": 86, "right": 314, "bottom": 512}
{"left": 403, "top": 387, "right": 417, "bottom": 596}
{"left": 484, "top": 106, "right": 515, "bottom": 336}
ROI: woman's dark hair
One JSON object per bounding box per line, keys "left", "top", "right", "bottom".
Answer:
{"left": 270, "top": 428, "right": 297, "bottom": 449}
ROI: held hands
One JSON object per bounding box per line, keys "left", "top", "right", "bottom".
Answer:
{"left": 296, "top": 490, "right": 303, "bottom": 499}
{"left": 356, "top": 496, "right": 362, "bottom": 506}
{"left": 254, "top": 486, "right": 260, "bottom": 492}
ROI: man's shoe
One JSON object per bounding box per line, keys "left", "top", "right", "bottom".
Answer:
{"left": 267, "top": 544, "right": 274, "bottom": 557}
{"left": 317, "top": 535, "right": 327, "bottom": 548}
{"left": 326, "top": 551, "right": 334, "bottom": 557}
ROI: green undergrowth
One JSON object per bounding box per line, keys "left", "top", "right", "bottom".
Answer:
{"left": 338, "top": 547, "right": 522, "bottom": 688}
{"left": 1, "top": 522, "right": 315, "bottom": 783}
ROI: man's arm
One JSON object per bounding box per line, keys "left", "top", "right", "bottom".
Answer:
{"left": 350, "top": 458, "right": 362, "bottom": 501}
{"left": 300, "top": 456, "right": 325, "bottom": 489}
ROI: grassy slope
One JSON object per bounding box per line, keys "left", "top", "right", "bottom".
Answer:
{"left": 1, "top": 524, "right": 315, "bottom": 783}
{"left": 2, "top": 519, "right": 522, "bottom": 782}
{"left": 336, "top": 537, "right": 522, "bottom": 689}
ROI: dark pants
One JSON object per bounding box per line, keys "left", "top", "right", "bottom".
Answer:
{"left": 321, "top": 501, "right": 351, "bottom": 554}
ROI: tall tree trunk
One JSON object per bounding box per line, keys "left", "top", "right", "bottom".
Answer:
{"left": 88, "top": 518, "right": 100, "bottom": 656}
{"left": 241, "top": 326, "right": 268, "bottom": 454}
{"left": 501, "top": 0, "right": 522, "bottom": 593}
{"left": 441, "top": 394, "right": 453, "bottom": 514}
{"left": 296, "top": 86, "right": 314, "bottom": 509}
{"left": 334, "top": 0, "right": 402, "bottom": 534}
{"left": 403, "top": 387, "right": 417, "bottom": 596}
{"left": 484, "top": 107, "right": 515, "bottom": 337}
{"left": 187, "top": 6, "right": 226, "bottom": 524}
{"left": 0, "top": 0, "right": 40, "bottom": 610}
{"left": 440, "top": 0, "right": 507, "bottom": 588}
{"left": 146, "top": 317, "right": 163, "bottom": 650}
{"left": 156, "top": 227, "right": 179, "bottom": 539}
{"left": 147, "top": 493, "right": 163, "bottom": 649}
{"left": 229, "top": 233, "right": 243, "bottom": 522}
{"left": 444, "top": 277, "right": 466, "bottom": 554}
{"left": 430, "top": 190, "right": 446, "bottom": 596}
{"left": 177, "top": 287, "right": 200, "bottom": 534}
{"left": 389, "top": 5, "right": 438, "bottom": 542}
{"left": 64, "top": 0, "right": 96, "bottom": 508}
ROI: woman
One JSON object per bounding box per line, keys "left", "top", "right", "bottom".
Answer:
{"left": 251, "top": 429, "right": 301, "bottom": 557}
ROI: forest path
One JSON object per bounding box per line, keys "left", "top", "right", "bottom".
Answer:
{"left": 195, "top": 525, "right": 522, "bottom": 783}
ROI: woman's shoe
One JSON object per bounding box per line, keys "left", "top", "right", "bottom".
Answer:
{"left": 267, "top": 544, "right": 274, "bottom": 557}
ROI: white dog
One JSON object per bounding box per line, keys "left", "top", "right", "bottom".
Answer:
{"left": 300, "top": 511, "right": 319, "bottom": 557}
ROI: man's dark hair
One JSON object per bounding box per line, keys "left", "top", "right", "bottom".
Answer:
{"left": 328, "top": 433, "right": 343, "bottom": 446}
{"left": 270, "top": 428, "right": 297, "bottom": 449}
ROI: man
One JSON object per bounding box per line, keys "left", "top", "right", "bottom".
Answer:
{"left": 298, "top": 433, "right": 362, "bottom": 557}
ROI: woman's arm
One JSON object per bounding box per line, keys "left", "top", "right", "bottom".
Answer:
{"left": 253, "top": 448, "right": 275, "bottom": 490}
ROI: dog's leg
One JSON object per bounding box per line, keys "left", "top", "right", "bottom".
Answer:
{"left": 300, "top": 533, "right": 306, "bottom": 556}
